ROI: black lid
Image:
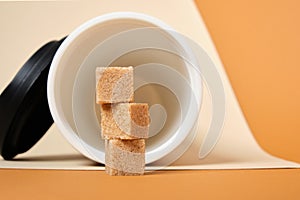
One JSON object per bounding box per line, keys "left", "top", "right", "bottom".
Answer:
{"left": 0, "top": 37, "right": 65, "bottom": 160}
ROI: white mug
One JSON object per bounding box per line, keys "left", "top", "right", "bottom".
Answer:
{"left": 47, "top": 12, "right": 202, "bottom": 165}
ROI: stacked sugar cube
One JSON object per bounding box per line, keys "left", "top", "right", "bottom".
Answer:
{"left": 96, "top": 66, "right": 150, "bottom": 176}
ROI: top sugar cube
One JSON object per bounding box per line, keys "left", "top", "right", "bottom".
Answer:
{"left": 96, "top": 67, "right": 134, "bottom": 104}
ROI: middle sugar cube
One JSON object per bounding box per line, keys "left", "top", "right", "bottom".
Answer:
{"left": 100, "top": 103, "right": 150, "bottom": 139}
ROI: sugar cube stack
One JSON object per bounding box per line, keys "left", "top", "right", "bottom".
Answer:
{"left": 96, "top": 66, "right": 150, "bottom": 176}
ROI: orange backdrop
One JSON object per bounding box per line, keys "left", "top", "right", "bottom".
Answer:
{"left": 196, "top": 0, "right": 300, "bottom": 163}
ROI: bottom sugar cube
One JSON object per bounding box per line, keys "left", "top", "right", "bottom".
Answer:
{"left": 105, "top": 139, "right": 145, "bottom": 176}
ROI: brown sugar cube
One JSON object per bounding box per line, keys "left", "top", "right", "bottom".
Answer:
{"left": 96, "top": 66, "right": 134, "bottom": 104}
{"left": 105, "top": 139, "right": 145, "bottom": 176}
{"left": 105, "top": 166, "right": 143, "bottom": 176}
{"left": 100, "top": 103, "right": 150, "bottom": 140}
